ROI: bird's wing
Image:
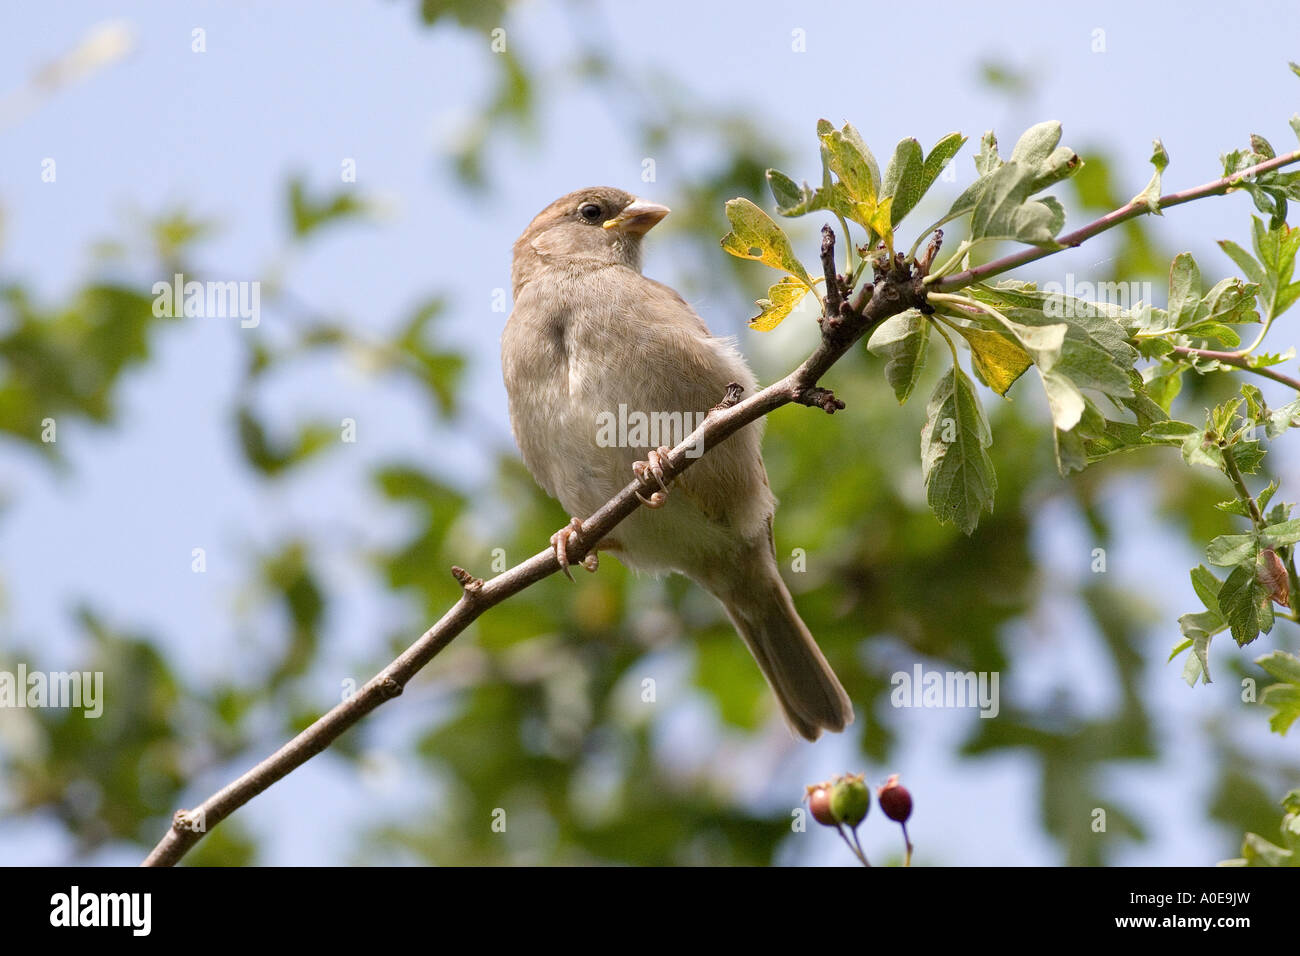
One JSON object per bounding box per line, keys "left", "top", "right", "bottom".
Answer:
{"left": 619, "top": 274, "right": 772, "bottom": 531}
{"left": 638, "top": 276, "right": 713, "bottom": 337}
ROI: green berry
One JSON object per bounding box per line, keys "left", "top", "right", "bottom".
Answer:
{"left": 830, "top": 773, "right": 869, "bottom": 827}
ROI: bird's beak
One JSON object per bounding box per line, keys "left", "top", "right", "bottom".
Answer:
{"left": 603, "top": 198, "right": 670, "bottom": 236}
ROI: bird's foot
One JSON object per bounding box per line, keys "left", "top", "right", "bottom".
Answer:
{"left": 632, "top": 446, "right": 672, "bottom": 509}
{"left": 550, "top": 517, "right": 598, "bottom": 581}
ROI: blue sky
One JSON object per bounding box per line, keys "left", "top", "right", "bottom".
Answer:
{"left": 1, "top": 0, "right": 1298, "bottom": 865}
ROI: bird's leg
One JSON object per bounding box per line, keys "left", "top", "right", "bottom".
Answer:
{"left": 632, "top": 446, "right": 672, "bottom": 509}
{"left": 550, "top": 517, "right": 598, "bottom": 581}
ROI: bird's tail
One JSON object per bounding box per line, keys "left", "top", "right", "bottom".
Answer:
{"left": 698, "top": 547, "right": 853, "bottom": 741}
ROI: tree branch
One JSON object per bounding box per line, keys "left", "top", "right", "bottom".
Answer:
{"left": 930, "top": 148, "right": 1300, "bottom": 293}
{"left": 1170, "top": 345, "right": 1300, "bottom": 392}
{"left": 140, "top": 238, "right": 927, "bottom": 866}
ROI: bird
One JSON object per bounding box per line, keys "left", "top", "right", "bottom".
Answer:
{"left": 501, "top": 186, "right": 853, "bottom": 741}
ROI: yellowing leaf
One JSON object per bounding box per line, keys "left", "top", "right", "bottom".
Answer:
{"left": 953, "top": 325, "right": 1032, "bottom": 396}
{"left": 720, "top": 198, "right": 814, "bottom": 289}
{"left": 865, "top": 196, "right": 894, "bottom": 251}
{"left": 819, "top": 122, "right": 880, "bottom": 206}
{"left": 750, "top": 276, "right": 811, "bottom": 331}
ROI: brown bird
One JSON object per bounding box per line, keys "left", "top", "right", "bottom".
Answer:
{"left": 501, "top": 187, "right": 852, "bottom": 740}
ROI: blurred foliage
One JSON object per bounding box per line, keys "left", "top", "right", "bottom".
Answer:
{"left": 1, "top": 1, "right": 1296, "bottom": 867}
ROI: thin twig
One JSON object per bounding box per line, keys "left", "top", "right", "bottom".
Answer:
{"left": 1171, "top": 345, "right": 1300, "bottom": 393}
{"left": 929, "top": 148, "right": 1300, "bottom": 293}
{"left": 1222, "top": 444, "right": 1266, "bottom": 530}
{"left": 820, "top": 224, "right": 842, "bottom": 319}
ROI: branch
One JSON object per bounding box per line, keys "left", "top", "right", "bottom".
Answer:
{"left": 1222, "top": 443, "right": 1267, "bottom": 529}
{"left": 930, "top": 148, "right": 1300, "bottom": 293}
{"left": 140, "top": 236, "right": 928, "bottom": 866}
{"left": 1171, "top": 345, "right": 1300, "bottom": 392}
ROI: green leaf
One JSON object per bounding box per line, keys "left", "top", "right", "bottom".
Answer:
{"left": 974, "top": 130, "right": 1001, "bottom": 175}
{"left": 749, "top": 275, "right": 812, "bottom": 331}
{"left": 765, "top": 168, "right": 849, "bottom": 220}
{"left": 765, "top": 168, "right": 814, "bottom": 216}
{"left": 1144, "top": 363, "right": 1185, "bottom": 412}
{"left": 288, "top": 177, "right": 369, "bottom": 238}
{"left": 882, "top": 133, "right": 967, "bottom": 227}
{"left": 1131, "top": 139, "right": 1169, "bottom": 214}
{"left": 1142, "top": 420, "right": 1200, "bottom": 443}
{"left": 1240, "top": 382, "right": 1265, "bottom": 421}
{"left": 1211, "top": 396, "right": 1243, "bottom": 437}
{"left": 1258, "top": 649, "right": 1300, "bottom": 683}
{"left": 1267, "top": 397, "right": 1300, "bottom": 438}
{"left": 867, "top": 310, "right": 930, "bottom": 403}
{"left": 1219, "top": 238, "right": 1266, "bottom": 286}
{"left": 1250, "top": 216, "right": 1300, "bottom": 321}
{"left": 1071, "top": 386, "right": 1169, "bottom": 471}
{"left": 1218, "top": 561, "right": 1272, "bottom": 646}
{"left": 1257, "top": 650, "right": 1300, "bottom": 734}
{"left": 1261, "top": 684, "right": 1300, "bottom": 735}
{"left": 966, "top": 122, "right": 1079, "bottom": 247}
{"left": 1191, "top": 565, "right": 1224, "bottom": 614}
{"left": 1238, "top": 832, "right": 1297, "bottom": 866}
{"left": 917, "top": 132, "right": 966, "bottom": 203}
{"left": 720, "top": 198, "right": 815, "bottom": 289}
{"left": 1040, "top": 369, "right": 1086, "bottom": 430}
{"left": 1206, "top": 533, "right": 1258, "bottom": 567}
{"left": 236, "top": 407, "right": 336, "bottom": 476}
{"left": 1260, "top": 517, "right": 1300, "bottom": 548}
{"left": 1167, "top": 253, "right": 1202, "bottom": 329}
{"left": 1180, "top": 426, "right": 1225, "bottom": 470}
{"left": 970, "top": 166, "right": 1066, "bottom": 245}
{"left": 967, "top": 283, "right": 1137, "bottom": 403}
{"left": 1010, "top": 121, "right": 1080, "bottom": 192}
{"left": 882, "top": 138, "right": 924, "bottom": 226}
{"left": 1177, "top": 609, "right": 1222, "bottom": 685}
{"left": 921, "top": 367, "right": 996, "bottom": 535}
{"left": 1222, "top": 145, "right": 1298, "bottom": 227}
{"left": 1258, "top": 480, "right": 1280, "bottom": 513}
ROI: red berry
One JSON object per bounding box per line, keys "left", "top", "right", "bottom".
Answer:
{"left": 806, "top": 785, "right": 837, "bottom": 827}
{"left": 877, "top": 774, "right": 912, "bottom": 823}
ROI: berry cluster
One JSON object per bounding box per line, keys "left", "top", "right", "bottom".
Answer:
{"left": 804, "top": 773, "right": 913, "bottom": 866}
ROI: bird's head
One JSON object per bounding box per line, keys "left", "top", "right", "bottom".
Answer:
{"left": 511, "top": 187, "right": 670, "bottom": 294}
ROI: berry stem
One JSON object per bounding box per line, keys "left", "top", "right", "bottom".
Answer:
{"left": 835, "top": 824, "right": 870, "bottom": 867}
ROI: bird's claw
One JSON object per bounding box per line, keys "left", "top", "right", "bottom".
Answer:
{"left": 633, "top": 447, "right": 672, "bottom": 509}
{"left": 550, "top": 517, "right": 597, "bottom": 581}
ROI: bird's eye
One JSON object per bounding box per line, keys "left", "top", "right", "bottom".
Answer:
{"left": 579, "top": 202, "right": 602, "bottom": 222}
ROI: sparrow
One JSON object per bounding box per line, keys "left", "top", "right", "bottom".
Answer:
{"left": 501, "top": 187, "right": 853, "bottom": 741}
